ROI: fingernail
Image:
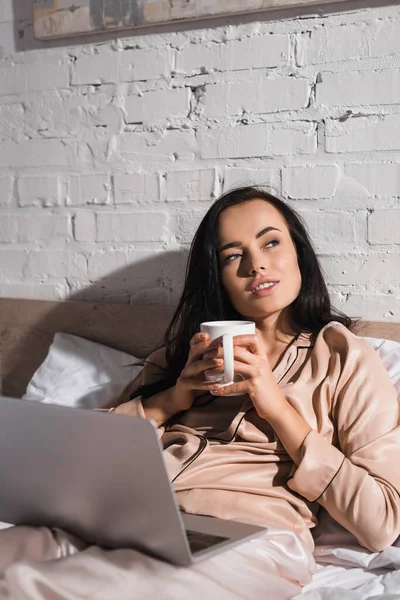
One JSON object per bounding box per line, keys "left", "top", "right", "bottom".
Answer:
{"left": 204, "top": 352, "right": 212, "bottom": 358}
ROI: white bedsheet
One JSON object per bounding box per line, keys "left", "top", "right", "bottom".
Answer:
{"left": 0, "top": 516, "right": 400, "bottom": 599}
{"left": 295, "top": 510, "right": 400, "bottom": 599}
{"left": 0, "top": 525, "right": 312, "bottom": 600}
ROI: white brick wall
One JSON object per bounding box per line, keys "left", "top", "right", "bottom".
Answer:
{"left": 0, "top": 4, "right": 399, "bottom": 317}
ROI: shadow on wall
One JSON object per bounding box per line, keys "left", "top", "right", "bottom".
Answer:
{"left": 2, "top": 250, "right": 189, "bottom": 397}
{"left": 12, "top": 0, "right": 400, "bottom": 53}
{"left": 67, "top": 249, "right": 189, "bottom": 306}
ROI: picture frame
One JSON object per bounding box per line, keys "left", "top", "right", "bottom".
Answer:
{"left": 33, "top": 0, "right": 351, "bottom": 40}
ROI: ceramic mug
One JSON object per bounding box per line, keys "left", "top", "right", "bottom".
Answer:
{"left": 200, "top": 320, "right": 256, "bottom": 395}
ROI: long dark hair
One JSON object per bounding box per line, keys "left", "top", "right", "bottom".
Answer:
{"left": 136, "top": 186, "right": 354, "bottom": 400}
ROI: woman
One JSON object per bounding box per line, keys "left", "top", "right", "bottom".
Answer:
{"left": 0, "top": 186, "right": 398, "bottom": 599}
{"left": 113, "top": 186, "right": 400, "bottom": 555}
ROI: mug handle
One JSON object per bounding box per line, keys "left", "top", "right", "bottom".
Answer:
{"left": 222, "top": 334, "right": 235, "bottom": 384}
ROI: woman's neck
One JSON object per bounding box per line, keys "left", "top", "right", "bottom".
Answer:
{"left": 254, "top": 313, "right": 296, "bottom": 357}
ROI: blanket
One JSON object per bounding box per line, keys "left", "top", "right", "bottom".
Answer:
{"left": 1, "top": 512, "right": 400, "bottom": 599}
{"left": 0, "top": 525, "right": 312, "bottom": 599}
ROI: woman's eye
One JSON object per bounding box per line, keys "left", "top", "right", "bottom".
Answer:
{"left": 224, "top": 252, "right": 241, "bottom": 263}
{"left": 265, "top": 239, "right": 279, "bottom": 248}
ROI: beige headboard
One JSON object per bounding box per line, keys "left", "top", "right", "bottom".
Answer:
{"left": 0, "top": 297, "right": 399, "bottom": 398}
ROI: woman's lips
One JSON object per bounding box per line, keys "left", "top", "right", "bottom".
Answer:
{"left": 251, "top": 281, "right": 279, "bottom": 297}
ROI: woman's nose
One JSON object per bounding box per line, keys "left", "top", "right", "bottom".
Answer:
{"left": 248, "top": 253, "right": 266, "bottom": 275}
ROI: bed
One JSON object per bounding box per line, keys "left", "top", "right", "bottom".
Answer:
{"left": 0, "top": 297, "right": 399, "bottom": 600}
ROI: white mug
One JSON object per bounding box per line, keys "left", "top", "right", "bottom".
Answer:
{"left": 200, "top": 320, "right": 256, "bottom": 394}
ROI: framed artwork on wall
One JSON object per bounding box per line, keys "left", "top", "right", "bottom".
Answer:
{"left": 33, "top": 0, "right": 351, "bottom": 40}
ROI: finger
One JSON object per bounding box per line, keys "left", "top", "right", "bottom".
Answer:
{"left": 184, "top": 357, "right": 223, "bottom": 377}
{"left": 203, "top": 347, "right": 224, "bottom": 360}
{"left": 230, "top": 335, "right": 262, "bottom": 353}
{"left": 211, "top": 381, "right": 247, "bottom": 396}
{"left": 188, "top": 338, "right": 216, "bottom": 362}
{"left": 204, "top": 343, "right": 257, "bottom": 362}
{"left": 231, "top": 360, "right": 253, "bottom": 377}
{"left": 190, "top": 332, "right": 209, "bottom": 347}
{"left": 180, "top": 377, "right": 224, "bottom": 392}
{"left": 232, "top": 345, "right": 258, "bottom": 363}
{"left": 204, "top": 365, "right": 224, "bottom": 377}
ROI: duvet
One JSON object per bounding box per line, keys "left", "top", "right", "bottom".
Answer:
{"left": 0, "top": 513, "right": 400, "bottom": 600}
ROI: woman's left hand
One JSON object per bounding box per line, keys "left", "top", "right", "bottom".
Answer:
{"left": 204, "top": 333, "right": 288, "bottom": 421}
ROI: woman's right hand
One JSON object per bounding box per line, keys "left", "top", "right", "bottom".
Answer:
{"left": 171, "top": 332, "right": 223, "bottom": 412}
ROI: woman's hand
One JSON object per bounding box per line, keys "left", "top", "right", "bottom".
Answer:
{"left": 110, "top": 333, "right": 223, "bottom": 425}
{"left": 203, "top": 333, "right": 288, "bottom": 421}
{"left": 174, "top": 332, "right": 226, "bottom": 411}
{"left": 206, "top": 332, "right": 312, "bottom": 464}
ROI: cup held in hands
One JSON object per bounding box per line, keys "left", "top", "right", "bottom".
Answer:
{"left": 200, "top": 320, "right": 256, "bottom": 396}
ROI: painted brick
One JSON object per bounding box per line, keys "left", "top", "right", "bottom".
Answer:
{"left": 114, "top": 173, "right": 159, "bottom": 204}
{"left": 199, "top": 122, "right": 316, "bottom": 159}
{"left": 0, "top": 176, "right": 13, "bottom": 205}
{"left": 0, "top": 0, "right": 13, "bottom": 22}
{"left": 326, "top": 115, "right": 400, "bottom": 154}
{"left": 116, "top": 173, "right": 159, "bottom": 205}
{"left": 298, "top": 24, "right": 368, "bottom": 65}
{"left": 317, "top": 70, "right": 400, "bottom": 107}
{"left": 17, "top": 176, "right": 60, "bottom": 207}
{"left": 174, "top": 209, "right": 209, "bottom": 244}
{"left": 73, "top": 211, "right": 96, "bottom": 242}
{"left": 282, "top": 165, "right": 339, "bottom": 199}
{"left": 320, "top": 254, "right": 400, "bottom": 285}
{"left": 301, "top": 21, "right": 400, "bottom": 67}
{"left": 368, "top": 20, "right": 400, "bottom": 59}
{"left": 331, "top": 292, "right": 398, "bottom": 321}
{"left": 368, "top": 209, "right": 400, "bottom": 244}
{"left": 96, "top": 212, "right": 168, "bottom": 242}
{"left": 118, "top": 130, "right": 196, "bottom": 162}
{"left": 0, "top": 140, "right": 72, "bottom": 168}
{"left": 87, "top": 249, "right": 154, "bottom": 280}
{"left": 125, "top": 88, "right": 190, "bottom": 122}
{"left": 223, "top": 168, "right": 277, "bottom": 192}
{"left": 0, "top": 58, "right": 69, "bottom": 95}
{"left": 0, "top": 213, "right": 69, "bottom": 243}
{"left": 0, "top": 103, "right": 25, "bottom": 143}
{"left": 176, "top": 43, "right": 220, "bottom": 75}
{"left": 67, "top": 174, "right": 110, "bottom": 206}
{"left": 24, "top": 251, "right": 86, "bottom": 279}
{"left": 0, "top": 250, "right": 28, "bottom": 279}
{"left": 176, "top": 34, "right": 289, "bottom": 74}
{"left": 271, "top": 122, "right": 317, "bottom": 156}
{"left": 0, "top": 63, "right": 25, "bottom": 96}
{"left": 344, "top": 163, "right": 400, "bottom": 197}
{"left": 72, "top": 53, "right": 118, "bottom": 85}
{"left": 224, "top": 35, "right": 289, "bottom": 71}
{"left": 301, "top": 211, "right": 356, "bottom": 244}
{"left": 199, "top": 124, "right": 268, "bottom": 159}
{"left": 165, "top": 169, "right": 215, "bottom": 201}
{"left": 119, "top": 47, "right": 171, "bottom": 81}
{"left": 204, "top": 78, "right": 309, "bottom": 117}
{"left": 0, "top": 282, "right": 67, "bottom": 300}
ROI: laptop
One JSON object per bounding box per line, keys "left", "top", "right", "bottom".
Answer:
{"left": 0, "top": 396, "right": 267, "bottom": 566}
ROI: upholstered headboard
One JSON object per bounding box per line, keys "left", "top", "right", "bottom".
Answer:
{"left": 0, "top": 297, "right": 399, "bottom": 398}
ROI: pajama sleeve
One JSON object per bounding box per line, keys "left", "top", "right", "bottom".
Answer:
{"left": 287, "top": 324, "right": 400, "bottom": 552}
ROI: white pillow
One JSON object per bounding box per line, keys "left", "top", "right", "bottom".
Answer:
{"left": 21, "top": 333, "right": 399, "bottom": 410}
{"left": 362, "top": 337, "right": 400, "bottom": 395}
{"left": 22, "top": 333, "right": 143, "bottom": 409}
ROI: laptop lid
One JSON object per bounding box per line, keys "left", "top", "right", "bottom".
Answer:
{"left": 0, "top": 396, "right": 193, "bottom": 566}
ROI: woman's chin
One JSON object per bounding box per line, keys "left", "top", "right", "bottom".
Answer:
{"left": 235, "top": 303, "right": 285, "bottom": 321}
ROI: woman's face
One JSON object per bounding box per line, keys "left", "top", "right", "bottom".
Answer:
{"left": 218, "top": 200, "right": 302, "bottom": 324}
